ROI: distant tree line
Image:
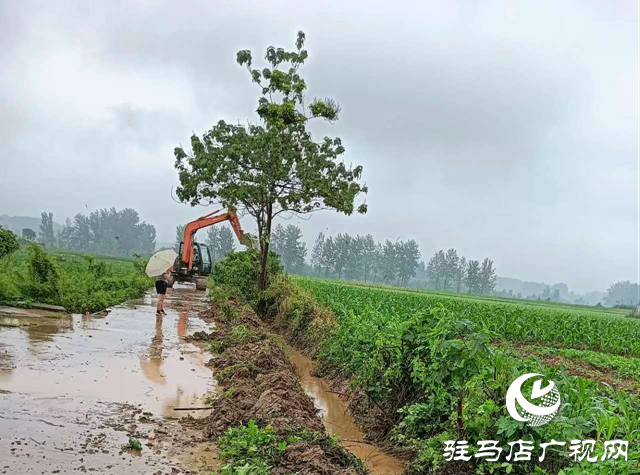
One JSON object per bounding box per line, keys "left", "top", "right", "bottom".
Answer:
{"left": 310, "top": 232, "right": 422, "bottom": 286}
{"left": 269, "top": 225, "right": 499, "bottom": 295}
{"left": 424, "top": 249, "right": 497, "bottom": 295}
{"left": 50, "top": 208, "right": 156, "bottom": 257}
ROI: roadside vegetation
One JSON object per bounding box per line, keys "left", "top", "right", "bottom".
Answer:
{"left": 208, "top": 251, "right": 639, "bottom": 475}
{"left": 0, "top": 239, "right": 152, "bottom": 313}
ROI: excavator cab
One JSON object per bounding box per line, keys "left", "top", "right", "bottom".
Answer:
{"left": 173, "top": 241, "right": 213, "bottom": 289}
{"left": 172, "top": 209, "right": 253, "bottom": 291}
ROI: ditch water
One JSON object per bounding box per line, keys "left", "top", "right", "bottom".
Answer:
{"left": 289, "top": 349, "right": 405, "bottom": 475}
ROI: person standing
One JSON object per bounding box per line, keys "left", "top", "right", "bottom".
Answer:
{"left": 155, "top": 270, "right": 170, "bottom": 315}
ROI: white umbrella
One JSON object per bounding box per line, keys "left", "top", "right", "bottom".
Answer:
{"left": 145, "top": 249, "right": 178, "bottom": 277}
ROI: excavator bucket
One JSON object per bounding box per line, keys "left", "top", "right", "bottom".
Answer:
{"left": 238, "top": 233, "right": 257, "bottom": 250}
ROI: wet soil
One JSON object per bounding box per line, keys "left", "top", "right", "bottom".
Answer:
{"left": 0, "top": 285, "right": 220, "bottom": 474}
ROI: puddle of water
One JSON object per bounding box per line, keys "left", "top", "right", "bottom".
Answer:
{"left": 0, "top": 284, "right": 218, "bottom": 474}
{"left": 289, "top": 349, "right": 404, "bottom": 475}
{"left": 0, "top": 285, "right": 215, "bottom": 417}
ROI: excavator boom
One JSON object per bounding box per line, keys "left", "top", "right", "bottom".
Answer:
{"left": 181, "top": 209, "right": 253, "bottom": 270}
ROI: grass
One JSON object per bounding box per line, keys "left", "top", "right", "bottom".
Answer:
{"left": 0, "top": 245, "right": 152, "bottom": 313}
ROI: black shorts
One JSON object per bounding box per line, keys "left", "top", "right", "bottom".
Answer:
{"left": 155, "top": 280, "right": 168, "bottom": 295}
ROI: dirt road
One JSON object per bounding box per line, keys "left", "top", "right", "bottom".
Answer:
{"left": 0, "top": 285, "right": 219, "bottom": 475}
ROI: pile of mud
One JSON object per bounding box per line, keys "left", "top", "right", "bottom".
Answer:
{"left": 193, "top": 299, "right": 367, "bottom": 475}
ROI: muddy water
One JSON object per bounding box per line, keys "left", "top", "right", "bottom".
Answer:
{"left": 289, "top": 349, "right": 404, "bottom": 475}
{"left": 0, "top": 285, "right": 219, "bottom": 474}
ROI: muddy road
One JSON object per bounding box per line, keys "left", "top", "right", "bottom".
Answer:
{"left": 0, "top": 285, "right": 219, "bottom": 475}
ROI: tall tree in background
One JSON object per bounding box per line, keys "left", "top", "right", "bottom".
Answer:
{"left": 604, "top": 281, "right": 640, "bottom": 307}
{"left": 174, "top": 224, "right": 186, "bottom": 252}
{"left": 427, "top": 250, "right": 446, "bottom": 289}
{"left": 465, "top": 260, "right": 481, "bottom": 294}
{"left": 443, "top": 248, "right": 459, "bottom": 291}
{"left": 320, "top": 235, "right": 336, "bottom": 277}
{"left": 479, "top": 258, "right": 497, "bottom": 295}
{"left": 271, "top": 224, "right": 307, "bottom": 273}
{"left": 455, "top": 257, "right": 467, "bottom": 293}
{"left": 174, "top": 32, "right": 367, "bottom": 290}
{"left": 396, "top": 239, "right": 421, "bottom": 285}
{"left": 310, "top": 232, "right": 325, "bottom": 275}
{"left": 206, "top": 225, "right": 236, "bottom": 262}
{"left": 361, "top": 234, "right": 377, "bottom": 282}
{"left": 379, "top": 240, "right": 398, "bottom": 284}
{"left": 39, "top": 212, "right": 56, "bottom": 248}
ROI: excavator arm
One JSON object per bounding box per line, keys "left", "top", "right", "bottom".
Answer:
{"left": 181, "top": 209, "right": 253, "bottom": 270}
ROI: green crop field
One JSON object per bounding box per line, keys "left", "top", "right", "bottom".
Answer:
{"left": 0, "top": 246, "right": 152, "bottom": 313}
{"left": 291, "top": 275, "right": 640, "bottom": 474}
{"left": 294, "top": 277, "right": 640, "bottom": 356}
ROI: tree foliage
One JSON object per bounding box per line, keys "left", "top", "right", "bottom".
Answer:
{"left": 22, "top": 228, "right": 36, "bottom": 241}
{"left": 206, "top": 225, "right": 236, "bottom": 262}
{"left": 56, "top": 208, "right": 156, "bottom": 257}
{"left": 604, "top": 280, "right": 639, "bottom": 308}
{"left": 39, "top": 212, "right": 56, "bottom": 248}
{"left": 0, "top": 225, "right": 19, "bottom": 259}
{"left": 426, "top": 250, "right": 496, "bottom": 295}
{"left": 174, "top": 31, "right": 367, "bottom": 289}
{"left": 271, "top": 223, "right": 307, "bottom": 273}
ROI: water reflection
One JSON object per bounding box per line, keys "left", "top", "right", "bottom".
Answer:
{"left": 139, "top": 314, "right": 166, "bottom": 385}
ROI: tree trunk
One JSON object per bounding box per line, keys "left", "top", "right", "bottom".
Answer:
{"left": 258, "top": 204, "right": 273, "bottom": 291}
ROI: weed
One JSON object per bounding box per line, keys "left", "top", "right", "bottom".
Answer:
{"left": 128, "top": 438, "right": 142, "bottom": 451}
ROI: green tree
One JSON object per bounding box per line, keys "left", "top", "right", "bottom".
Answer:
{"left": 271, "top": 224, "right": 307, "bottom": 273}
{"left": 206, "top": 226, "right": 235, "bottom": 262}
{"left": 174, "top": 31, "right": 367, "bottom": 289}
{"left": 604, "top": 280, "right": 640, "bottom": 308}
{"left": 361, "top": 234, "right": 378, "bottom": 282}
{"left": 380, "top": 240, "right": 398, "bottom": 284}
{"left": 0, "top": 226, "right": 19, "bottom": 258}
{"left": 455, "top": 256, "right": 467, "bottom": 293}
{"left": 396, "top": 239, "right": 421, "bottom": 286}
{"left": 479, "top": 258, "right": 497, "bottom": 295}
{"left": 442, "top": 248, "right": 459, "bottom": 291}
{"left": 465, "top": 259, "right": 481, "bottom": 294}
{"left": 174, "top": 224, "right": 186, "bottom": 252}
{"left": 39, "top": 212, "right": 56, "bottom": 248}
{"left": 22, "top": 228, "right": 36, "bottom": 241}
{"left": 310, "top": 232, "right": 325, "bottom": 275}
{"left": 426, "top": 250, "right": 446, "bottom": 290}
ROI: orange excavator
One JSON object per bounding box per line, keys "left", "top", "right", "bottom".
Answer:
{"left": 171, "top": 209, "right": 254, "bottom": 290}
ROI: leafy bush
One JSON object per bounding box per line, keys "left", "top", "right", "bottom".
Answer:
{"left": 0, "top": 226, "right": 19, "bottom": 259}
{"left": 209, "top": 250, "right": 282, "bottom": 304}
{"left": 19, "top": 245, "right": 61, "bottom": 302}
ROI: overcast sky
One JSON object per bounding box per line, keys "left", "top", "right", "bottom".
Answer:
{"left": 1, "top": 1, "right": 637, "bottom": 293}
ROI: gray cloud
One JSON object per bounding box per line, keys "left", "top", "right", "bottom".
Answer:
{"left": 1, "top": 0, "right": 637, "bottom": 293}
